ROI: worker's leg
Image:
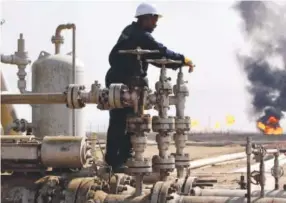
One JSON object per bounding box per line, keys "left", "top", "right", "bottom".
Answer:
{"left": 118, "top": 131, "right": 134, "bottom": 164}
{"left": 118, "top": 107, "right": 134, "bottom": 164}
{"left": 105, "top": 108, "right": 128, "bottom": 169}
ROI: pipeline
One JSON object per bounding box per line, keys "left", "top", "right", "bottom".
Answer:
{"left": 51, "top": 23, "right": 76, "bottom": 137}
{"left": 189, "top": 152, "right": 246, "bottom": 169}
{"left": 94, "top": 193, "right": 286, "bottom": 203}
{"left": 143, "top": 152, "right": 247, "bottom": 184}
{"left": 190, "top": 188, "right": 286, "bottom": 198}
{"left": 1, "top": 92, "right": 66, "bottom": 104}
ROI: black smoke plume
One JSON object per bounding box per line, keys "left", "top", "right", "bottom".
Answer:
{"left": 234, "top": 1, "right": 286, "bottom": 121}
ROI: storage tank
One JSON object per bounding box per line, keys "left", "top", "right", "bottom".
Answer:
{"left": 31, "top": 51, "right": 85, "bottom": 138}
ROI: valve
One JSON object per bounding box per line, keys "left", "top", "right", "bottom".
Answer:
{"left": 250, "top": 170, "right": 261, "bottom": 185}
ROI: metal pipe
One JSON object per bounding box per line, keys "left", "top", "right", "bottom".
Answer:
{"left": 190, "top": 188, "right": 286, "bottom": 198}
{"left": 177, "top": 196, "right": 286, "bottom": 203}
{"left": 273, "top": 152, "right": 280, "bottom": 190}
{"left": 246, "top": 136, "right": 252, "bottom": 203}
{"left": 101, "top": 194, "right": 150, "bottom": 203}
{"left": 189, "top": 152, "right": 246, "bottom": 169}
{"left": 4, "top": 122, "right": 17, "bottom": 135}
{"left": 142, "top": 152, "right": 246, "bottom": 184}
{"left": 259, "top": 147, "right": 266, "bottom": 197}
{"left": 51, "top": 23, "right": 76, "bottom": 136}
{"left": 97, "top": 193, "right": 286, "bottom": 203}
{"left": 72, "top": 24, "right": 76, "bottom": 137}
{"left": 1, "top": 93, "right": 66, "bottom": 104}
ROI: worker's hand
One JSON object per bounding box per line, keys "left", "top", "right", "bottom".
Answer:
{"left": 184, "top": 57, "right": 195, "bottom": 73}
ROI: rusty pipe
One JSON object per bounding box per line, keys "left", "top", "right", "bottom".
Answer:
{"left": 1, "top": 93, "right": 67, "bottom": 104}
{"left": 190, "top": 188, "right": 286, "bottom": 198}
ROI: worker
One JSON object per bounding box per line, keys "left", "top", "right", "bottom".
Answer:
{"left": 104, "top": 2, "right": 195, "bottom": 172}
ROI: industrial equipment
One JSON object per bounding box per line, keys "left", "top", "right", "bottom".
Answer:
{"left": 1, "top": 24, "right": 286, "bottom": 203}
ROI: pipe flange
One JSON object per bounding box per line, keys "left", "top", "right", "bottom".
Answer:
{"left": 152, "top": 155, "right": 175, "bottom": 171}
{"left": 150, "top": 181, "right": 177, "bottom": 203}
{"left": 108, "top": 84, "right": 127, "bottom": 109}
{"left": 127, "top": 114, "right": 152, "bottom": 133}
{"left": 125, "top": 158, "right": 152, "bottom": 175}
{"left": 152, "top": 116, "right": 175, "bottom": 132}
{"left": 66, "top": 84, "right": 85, "bottom": 109}
{"left": 175, "top": 154, "right": 190, "bottom": 167}
{"left": 175, "top": 117, "right": 190, "bottom": 131}
{"left": 51, "top": 35, "right": 64, "bottom": 44}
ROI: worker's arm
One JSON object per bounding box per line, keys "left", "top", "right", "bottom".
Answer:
{"left": 141, "top": 32, "right": 189, "bottom": 70}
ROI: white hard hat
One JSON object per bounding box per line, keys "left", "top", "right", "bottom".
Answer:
{"left": 135, "top": 2, "right": 162, "bottom": 18}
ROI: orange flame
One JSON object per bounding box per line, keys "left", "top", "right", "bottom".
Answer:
{"left": 257, "top": 116, "right": 283, "bottom": 135}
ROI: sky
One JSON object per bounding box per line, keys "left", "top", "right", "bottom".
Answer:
{"left": 1, "top": 0, "right": 285, "bottom": 132}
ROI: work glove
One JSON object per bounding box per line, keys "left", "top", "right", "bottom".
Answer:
{"left": 184, "top": 57, "right": 195, "bottom": 73}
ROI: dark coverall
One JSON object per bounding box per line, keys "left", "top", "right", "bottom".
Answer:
{"left": 105, "top": 21, "right": 187, "bottom": 170}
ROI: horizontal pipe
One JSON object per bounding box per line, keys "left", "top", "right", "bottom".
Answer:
{"left": 1, "top": 93, "right": 66, "bottom": 104}
{"left": 177, "top": 196, "right": 286, "bottom": 203}
{"left": 143, "top": 152, "right": 246, "bottom": 183}
{"left": 189, "top": 152, "right": 246, "bottom": 169}
{"left": 191, "top": 188, "right": 286, "bottom": 198}
{"left": 99, "top": 193, "right": 286, "bottom": 203}
{"left": 102, "top": 194, "right": 150, "bottom": 203}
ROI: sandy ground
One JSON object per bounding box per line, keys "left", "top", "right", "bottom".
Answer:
{"left": 95, "top": 143, "right": 286, "bottom": 190}
{"left": 143, "top": 144, "right": 244, "bottom": 160}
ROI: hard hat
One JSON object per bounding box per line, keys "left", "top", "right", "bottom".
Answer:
{"left": 135, "top": 2, "right": 162, "bottom": 18}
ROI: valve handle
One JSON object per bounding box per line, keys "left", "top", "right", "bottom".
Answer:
{"left": 118, "top": 47, "right": 159, "bottom": 55}
{"left": 250, "top": 170, "right": 261, "bottom": 185}
{"left": 146, "top": 58, "right": 183, "bottom": 65}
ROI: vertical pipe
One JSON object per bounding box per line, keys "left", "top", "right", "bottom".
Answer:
{"left": 135, "top": 175, "right": 143, "bottom": 196}
{"left": 71, "top": 25, "right": 76, "bottom": 137}
{"left": 52, "top": 23, "right": 76, "bottom": 137}
{"left": 246, "top": 136, "right": 252, "bottom": 203}
{"left": 274, "top": 152, "right": 280, "bottom": 190}
{"left": 259, "top": 149, "right": 265, "bottom": 198}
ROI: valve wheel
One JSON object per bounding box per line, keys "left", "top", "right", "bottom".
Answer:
{"left": 250, "top": 170, "right": 261, "bottom": 185}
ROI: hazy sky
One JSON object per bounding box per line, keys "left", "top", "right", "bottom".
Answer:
{"left": 1, "top": 0, "right": 285, "bottom": 132}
